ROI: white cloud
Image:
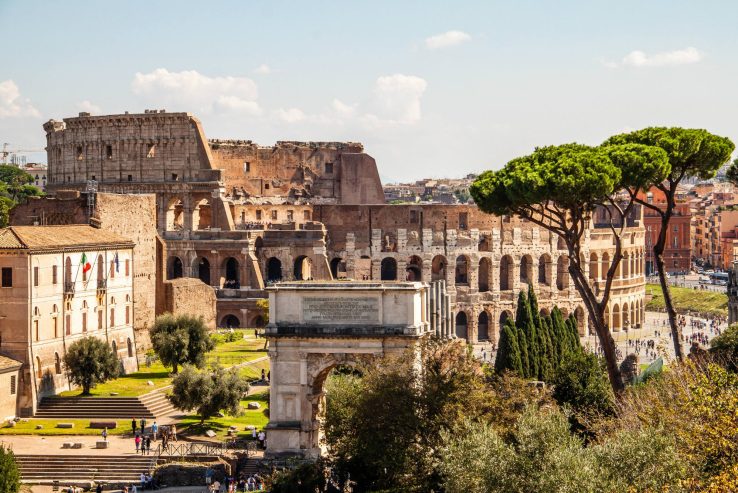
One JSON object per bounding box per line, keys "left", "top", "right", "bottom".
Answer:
{"left": 0, "top": 80, "right": 40, "bottom": 118}
{"left": 331, "top": 99, "right": 356, "bottom": 117}
{"left": 364, "top": 74, "right": 428, "bottom": 126}
{"left": 274, "top": 107, "right": 306, "bottom": 123}
{"left": 425, "top": 30, "right": 472, "bottom": 50}
{"left": 131, "top": 68, "right": 261, "bottom": 115}
{"left": 605, "top": 47, "right": 703, "bottom": 68}
{"left": 77, "top": 100, "right": 101, "bottom": 114}
{"left": 253, "top": 64, "right": 271, "bottom": 75}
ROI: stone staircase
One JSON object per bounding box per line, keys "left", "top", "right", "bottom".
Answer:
{"left": 15, "top": 454, "right": 156, "bottom": 485}
{"left": 35, "top": 389, "right": 176, "bottom": 419}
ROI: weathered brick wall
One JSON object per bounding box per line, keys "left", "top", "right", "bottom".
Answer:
{"left": 162, "top": 278, "right": 217, "bottom": 330}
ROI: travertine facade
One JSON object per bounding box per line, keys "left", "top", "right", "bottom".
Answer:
{"left": 0, "top": 226, "right": 137, "bottom": 415}
{"left": 41, "top": 111, "right": 646, "bottom": 345}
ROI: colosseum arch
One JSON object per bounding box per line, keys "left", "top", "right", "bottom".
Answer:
{"left": 499, "top": 309, "right": 513, "bottom": 327}
{"left": 455, "top": 255, "right": 470, "bottom": 285}
{"left": 381, "top": 257, "right": 397, "bottom": 281}
{"left": 574, "top": 306, "right": 586, "bottom": 336}
{"left": 193, "top": 197, "right": 212, "bottom": 230}
{"left": 455, "top": 311, "right": 469, "bottom": 340}
{"left": 406, "top": 256, "right": 422, "bottom": 281}
{"left": 266, "top": 257, "right": 283, "bottom": 282}
{"left": 165, "top": 197, "right": 184, "bottom": 231}
{"left": 556, "top": 255, "right": 569, "bottom": 290}
{"left": 500, "top": 255, "right": 514, "bottom": 291}
{"left": 222, "top": 257, "right": 240, "bottom": 287}
{"left": 478, "top": 311, "right": 489, "bottom": 341}
{"left": 538, "top": 254, "right": 551, "bottom": 286}
{"left": 520, "top": 255, "right": 533, "bottom": 285}
{"left": 478, "top": 257, "right": 491, "bottom": 292}
{"left": 622, "top": 302, "right": 630, "bottom": 328}
{"left": 589, "top": 252, "right": 599, "bottom": 281}
{"left": 330, "top": 257, "right": 343, "bottom": 279}
{"left": 294, "top": 256, "right": 313, "bottom": 281}
{"left": 168, "top": 256, "right": 183, "bottom": 279}
{"left": 431, "top": 255, "right": 447, "bottom": 282}
{"left": 612, "top": 303, "right": 621, "bottom": 331}
{"left": 193, "top": 256, "right": 211, "bottom": 285}
{"left": 601, "top": 252, "right": 610, "bottom": 280}
{"left": 220, "top": 314, "right": 241, "bottom": 328}
{"left": 623, "top": 252, "right": 630, "bottom": 278}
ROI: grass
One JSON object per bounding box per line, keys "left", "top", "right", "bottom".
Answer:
{"left": 178, "top": 389, "right": 270, "bottom": 440}
{"left": 646, "top": 284, "right": 728, "bottom": 317}
{"left": 0, "top": 419, "right": 129, "bottom": 436}
{"left": 59, "top": 329, "right": 268, "bottom": 398}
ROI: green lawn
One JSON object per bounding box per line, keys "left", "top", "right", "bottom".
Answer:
{"left": 646, "top": 284, "right": 728, "bottom": 317}
{"left": 59, "top": 329, "right": 268, "bottom": 397}
{"left": 178, "top": 389, "right": 270, "bottom": 440}
{"left": 239, "top": 359, "right": 270, "bottom": 381}
{"left": 0, "top": 419, "right": 129, "bottom": 436}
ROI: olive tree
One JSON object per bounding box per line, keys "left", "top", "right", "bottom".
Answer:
{"left": 169, "top": 365, "right": 250, "bottom": 424}
{"left": 151, "top": 313, "right": 214, "bottom": 374}
{"left": 606, "top": 128, "right": 734, "bottom": 361}
{"left": 471, "top": 143, "right": 669, "bottom": 394}
{"left": 63, "top": 336, "right": 120, "bottom": 395}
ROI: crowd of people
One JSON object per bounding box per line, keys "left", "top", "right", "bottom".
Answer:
{"left": 206, "top": 467, "right": 265, "bottom": 492}
{"left": 125, "top": 417, "right": 178, "bottom": 455}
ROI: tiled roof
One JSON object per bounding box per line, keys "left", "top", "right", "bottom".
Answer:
{"left": 0, "top": 226, "right": 133, "bottom": 250}
{"left": 0, "top": 354, "right": 22, "bottom": 371}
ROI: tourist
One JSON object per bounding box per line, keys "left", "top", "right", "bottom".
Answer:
{"left": 132, "top": 484, "right": 137, "bottom": 493}
{"left": 101, "top": 427, "right": 108, "bottom": 442}
{"left": 145, "top": 435, "right": 152, "bottom": 454}
{"left": 132, "top": 417, "right": 138, "bottom": 435}
{"left": 140, "top": 417, "right": 147, "bottom": 434}
{"left": 135, "top": 434, "right": 141, "bottom": 453}
{"left": 171, "top": 424, "right": 177, "bottom": 441}
{"left": 257, "top": 431, "right": 265, "bottom": 449}
{"left": 151, "top": 421, "right": 158, "bottom": 440}
{"left": 140, "top": 472, "right": 147, "bottom": 490}
{"left": 96, "top": 483, "right": 103, "bottom": 493}
{"left": 261, "top": 368, "right": 266, "bottom": 381}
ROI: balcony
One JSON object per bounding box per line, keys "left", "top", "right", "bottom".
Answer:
{"left": 63, "top": 281, "right": 75, "bottom": 296}
{"left": 97, "top": 279, "right": 107, "bottom": 294}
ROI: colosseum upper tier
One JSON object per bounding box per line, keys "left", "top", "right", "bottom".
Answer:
{"left": 43, "top": 110, "right": 646, "bottom": 343}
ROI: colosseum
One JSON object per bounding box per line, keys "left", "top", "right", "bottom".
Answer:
{"left": 41, "top": 110, "right": 646, "bottom": 346}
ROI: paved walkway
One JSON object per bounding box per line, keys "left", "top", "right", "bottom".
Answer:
{"left": 30, "top": 486, "right": 209, "bottom": 493}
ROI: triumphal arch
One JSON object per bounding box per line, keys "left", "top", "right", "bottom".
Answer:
{"left": 264, "top": 281, "right": 437, "bottom": 458}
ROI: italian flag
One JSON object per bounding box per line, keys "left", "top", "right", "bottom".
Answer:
{"left": 81, "top": 253, "right": 91, "bottom": 274}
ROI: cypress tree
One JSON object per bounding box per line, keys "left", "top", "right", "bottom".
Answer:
{"left": 516, "top": 290, "right": 538, "bottom": 379}
{"left": 528, "top": 283, "right": 541, "bottom": 328}
{"left": 495, "top": 319, "right": 523, "bottom": 375}
{"left": 550, "top": 307, "right": 566, "bottom": 360}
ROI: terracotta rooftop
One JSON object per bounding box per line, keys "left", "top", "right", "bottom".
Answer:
{"left": 0, "top": 354, "right": 22, "bottom": 372}
{"left": 0, "top": 226, "right": 133, "bottom": 251}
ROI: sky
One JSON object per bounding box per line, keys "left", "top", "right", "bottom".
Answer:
{"left": 2, "top": 0, "right": 738, "bottom": 183}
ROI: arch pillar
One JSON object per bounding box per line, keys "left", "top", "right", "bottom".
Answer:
{"left": 491, "top": 261, "right": 500, "bottom": 292}
{"left": 467, "top": 260, "right": 479, "bottom": 294}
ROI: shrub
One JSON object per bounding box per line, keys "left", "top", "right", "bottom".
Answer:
{"left": 63, "top": 336, "right": 119, "bottom": 395}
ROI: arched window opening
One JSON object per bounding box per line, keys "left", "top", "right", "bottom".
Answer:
{"left": 195, "top": 257, "right": 211, "bottom": 285}
{"left": 520, "top": 255, "right": 533, "bottom": 285}
{"left": 169, "top": 256, "right": 183, "bottom": 280}
{"left": 380, "top": 258, "right": 397, "bottom": 281}
{"left": 556, "top": 255, "right": 569, "bottom": 290}
{"left": 55, "top": 352, "right": 61, "bottom": 375}
{"left": 478, "top": 311, "right": 489, "bottom": 341}
{"left": 538, "top": 254, "right": 551, "bottom": 286}
{"left": 330, "top": 257, "right": 344, "bottom": 279}
{"left": 478, "top": 258, "right": 491, "bottom": 292}
{"left": 221, "top": 314, "right": 241, "bottom": 328}
{"left": 431, "top": 255, "right": 447, "bottom": 282}
{"left": 601, "top": 252, "right": 610, "bottom": 281}
{"left": 223, "top": 257, "right": 240, "bottom": 288}
{"left": 294, "top": 256, "right": 313, "bottom": 281}
{"left": 127, "top": 338, "right": 133, "bottom": 358}
{"left": 455, "top": 312, "right": 468, "bottom": 340}
{"left": 455, "top": 255, "right": 469, "bottom": 285}
{"left": 500, "top": 255, "right": 514, "bottom": 291}
{"left": 406, "top": 256, "right": 422, "bottom": 282}
{"left": 589, "top": 252, "right": 599, "bottom": 281}
{"left": 266, "top": 257, "right": 283, "bottom": 282}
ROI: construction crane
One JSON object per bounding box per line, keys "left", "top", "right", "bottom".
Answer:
{"left": 1, "top": 143, "right": 46, "bottom": 165}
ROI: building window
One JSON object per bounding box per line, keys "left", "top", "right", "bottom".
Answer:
{"left": 126, "top": 305, "right": 130, "bottom": 325}
{"left": 325, "top": 163, "right": 334, "bottom": 174}
{"left": 410, "top": 210, "right": 419, "bottom": 224}
{"left": 244, "top": 162, "right": 250, "bottom": 173}
{"left": 10, "top": 375, "right": 16, "bottom": 395}
{"left": 264, "top": 183, "right": 270, "bottom": 190}
{"left": 106, "top": 145, "right": 113, "bottom": 159}
{"left": 147, "top": 144, "right": 156, "bottom": 158}
{"left": 33, "top": 266, "right": 39, "bottom": 287}
{"left": 110, "top": 308, "right": 115, "bottom": 328}
{"left": 65, "top": 314, "right": 71, "bottom": 336}
{"left": 98, "top": 309, "right": 103, "bottom": 330}
{"left": 76, "top": 146, "right": 83, "bottom": 160}
{"left": 91, "top": 175, "right": 96, "bottom": 181}
{"left": 171, "top": 173, "right": 178, "bottom": 181}
{"left": 287, "top": 210, "right": 294, "bottom": 222}
{"left": 303, "top": 210, "right": 311, "bottom": 221}
{"left": 128, "top": 175, "right": 133, "bottom": 182}
{"left": 459, "top": 212, "right": 468, "bottom": 231}
{"left": 55, "top": 353, "right": 61, "bottom": 374}
{"left": 256, "top": 210, "right": 262, "bottom": 221}
{"left": 1, "top": 267, "right": 12, "bottom": 287}
{"left": 673, "top": 225, "right": 679, "bottom": 232}
{"left": 34, "top": 320, "right": 39, "bottom": 342}
{"left": 110, "top": 261, "right": 115, "bottom": 279}
{"left": 125, "top": 259, "right": 130, "bottom": 277}
{"left": 52, "top": 265, "right": 58, "bottom": 285}
{"left": 271, "top": 210, "right": 278, "bottom": 221}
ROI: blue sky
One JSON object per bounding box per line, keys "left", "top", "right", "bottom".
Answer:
{"left": 2, "top": 0, "right": 737, "bottom": 182}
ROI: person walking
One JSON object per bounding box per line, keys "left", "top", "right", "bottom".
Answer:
{"left": 171, "top": 424, "right": 177, "bottom": 441}
{"left": 257, "top": 431, "right": 265, "bottom": 450}
{"left": 151, "top": 421, "right": 158, "bottom": 441}
{"left": 145, "top": 435, "right": 151, "bottom": 455}
{"left": 134, "top": 434, "right": 141, "bottom": 454}
{"left": 131, "top": 417, "right": 137, "bottom": 435}
{"left": 140, "top": 417, "right": 147, "bottom": 435}
{"left": 101, "top": 427, "right": 108, "bottom": 442}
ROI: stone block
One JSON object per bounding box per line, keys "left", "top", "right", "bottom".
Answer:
{"left": 247, "top": 402, "right": 261, "bottom": 410}
{"left": 90, "top": 421, "right": 117, "bottom": 429}
{"left": 205, "top": 430, "right": 217, "bottom": 438}
{"left": 96, "top": 441, "right": 109, "bottom": 449}
{"left": 57, "top": 423, "right": 74, "bottom": 429}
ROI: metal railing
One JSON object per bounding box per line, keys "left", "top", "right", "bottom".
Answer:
{"left": 63, "top": 281, "right": 75, "bottom": 295}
